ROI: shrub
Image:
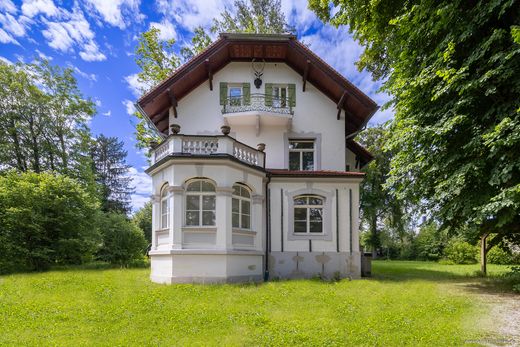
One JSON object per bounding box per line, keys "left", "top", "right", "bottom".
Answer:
{"left": 487, "top": 246, "right": 515, "bottom": 265}
{"left": 97, "top": 212, "right": 147, "bottom": 267}
{"left": 443, "top": 240, "right": 477, "bottom": 264}
{"left": 415, "top": 222, "right": 447, "bottom": 261}
{"left": 0, "top": 171, "right": 99, "bottom": 274}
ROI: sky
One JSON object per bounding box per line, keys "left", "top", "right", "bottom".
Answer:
{"left": 0, "top": 0, "right": 393, "bottom": 212}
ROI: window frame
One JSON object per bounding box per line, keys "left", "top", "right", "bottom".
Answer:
{"left": 184, "top": 179, "right": 216, "bottom": 227}
{"left": 160, "top": 185, "right": 170, "bottom": 230}
{"left": 293, "top": 195, "right": 324, "bottom": 234}
{"left": 288, "top": 139, "right": 315, "bottom": 171}
{"left": 232, "top": 184, "right": 252, "bottom": 230}
{"left": 272, "top": 84, "right": 289, "bottom": 108}
{"left": 228, "top": 84, "right": 243, "bottom": 106}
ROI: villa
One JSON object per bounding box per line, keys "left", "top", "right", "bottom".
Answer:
{"left": 136, "top": 33, "right": 378, "bottom": 284}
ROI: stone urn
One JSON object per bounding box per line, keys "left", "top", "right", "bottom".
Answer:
{"left": 257, "top": 143, "right": 266, "bottom": 152}
{"left": 221, "top": 125, "right": 231, "bottom": 135}
{"left": 170, "top": 124, "right": 181, "bottom": 135}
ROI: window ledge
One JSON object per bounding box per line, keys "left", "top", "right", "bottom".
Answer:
{"left": 155, "top": 229, "right": 169, "bottom": 233}
{"left": 232, "top": 229, "right": 256, "bottom": 235}
{"left": 288, "top": 233, "right": 332, "bottom": 241}
{"left": 182, "top": 227, "right": 217, "bottom": 233}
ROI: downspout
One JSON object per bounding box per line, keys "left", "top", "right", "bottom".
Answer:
{"left": 264, "top": 174, "right": 271, "bottom": 281}
{"left": 134, "top": 102, "right": 167, "bottom": 140}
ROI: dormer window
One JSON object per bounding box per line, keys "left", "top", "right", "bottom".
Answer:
{"left": 289, "top": 139, "right": 315, "bottom": 171}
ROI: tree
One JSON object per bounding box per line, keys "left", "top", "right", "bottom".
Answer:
{"left": 310, "top": 0, "right": 520, "bottom": 274}
{"left": 133, "top": 201, "right": 152, "bottom": 244}
{"left": 181, "top": 26, "right": 213, "bottom": 61}
{"left": 90, "top": 135, "right": 134, "bottom": 214}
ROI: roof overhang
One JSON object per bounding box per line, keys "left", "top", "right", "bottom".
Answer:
{"left": 136, "top": 33, "right": 379, "bottom": 136}
{"left": 346, "top": 139, "right": 374, "bottom": 168}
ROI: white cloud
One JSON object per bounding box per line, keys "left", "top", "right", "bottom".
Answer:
{"left": 127, "top": 167, "right": 152, "bottom": 211}
{"left": 35, "top": 49, "right": 52, "bottom": 60}
{"left": 149, "top": 19, "right": 177, "bottom": 41}
{"left": 72, "top": 65, "right": 97, "bottom": 81}
{"left": 0, "top": 56, "right": 13, "bottom": 64}
{"left": 0, "top": 28, "right": 18, "bottom": 44}
{"left": 42, "top": 8, "right": 106, "bottom": 62}
{"left": 156, "top": 0, "right": 232, "bottom": 31}
{"left": 282, "top": 0, "right": 318, "bottom": 34}
{"left": 83, "top": 0, "right": 143, "bottom": 29}
{"left": 21, "top": 0, "right": 59, "bottom": 18}
{"left": 0, "top": 0, "right": 17, "bottom": 14}
{"left": 124, "top": 73, "right": 147, "bottom": 97}
{"left": 102, "top": 110, "right": 111, "bottom": 116}
{"left": 0, "top": 13, "right": 31, "bottom": 37}
{"left": 123, "top": 99, "right": 136, "bottom": 115}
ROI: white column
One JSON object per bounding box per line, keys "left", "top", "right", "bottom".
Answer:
{"left": 216, "top": 187, "right": 233, "bottom": 250}
{"left": 252, "top": 194, "right": 264, "bottom": 251}
{"left": 168, "top": 186, "right": 184, "bottom": 250}
{"left": 351, "top": 185, "right": 361, "bottom": 253}
{"left": 150, "top": 194, "right": 161, "bottom": 250}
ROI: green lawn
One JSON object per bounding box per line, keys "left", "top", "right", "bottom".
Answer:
{"left": 0, "top": 261, "right": 512, "bottom": 346}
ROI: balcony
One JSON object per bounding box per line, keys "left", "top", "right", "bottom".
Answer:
{"left": 221, "top": 94, "right": 293, "bottom": 129}
{"left": 150, "top": 132, "right": 266, "bottom": 168}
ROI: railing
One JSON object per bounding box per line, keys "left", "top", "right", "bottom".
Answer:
{"left": 151, "top": 135, "right": 265, "bottom": 168}
{"left": 221, "top": 93, "right": 293, "bottom": 115}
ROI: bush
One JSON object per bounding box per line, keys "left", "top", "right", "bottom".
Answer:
{"left": 97, "top": 212, "right": 147, "bottom": 266}
{"left": 415, "top": 222, "right": 447, "bottom": 261}
{"left": 443, "top": 240, "right": 477, "bottom": 264}
{"left": 0, "top": 171, "right": 99, "bottom": 274}
{"left": 487, "top": 246, "right": 515, "bottom": 265}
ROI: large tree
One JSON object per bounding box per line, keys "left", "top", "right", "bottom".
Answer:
{"left": 90, "top": 135, "right": 134, "bottom": 214}
{"left": 310, "top": 0, "right": 520, "bottom": 273}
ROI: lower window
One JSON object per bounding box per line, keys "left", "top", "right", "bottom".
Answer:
{"left": 293, "top": 195, "right": 323, "bottom": 234}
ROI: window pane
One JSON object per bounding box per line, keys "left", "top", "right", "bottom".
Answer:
{"left": 240, "top": 187, "right": 250, "bottom": 198}
{"left": 232, "top": 198, "right": 239, "bottom": 213}
{"left": 186, "top": 195, "right": 199, "bottom": 210}
{"left": 201, "top": 181, "right": 215, "bottom": 192}
{"left": 161, "top": 214, "right": 168, "bottom": 229}
{"left": 294, "top": 207, "right": 307, "bottom": 221}
{"left": 294, "top": 197, "right": 307, "bottom": 205}
{"left": 309, "top": 208, "right": 322, "bottom": 221}
{"left": 161, "top": 199, "right": 168, "bottom": 213}
{"left": 229, "top": 87, "right": 242, "bottom": 106}
{"left": 186, "top": 211, "right": 199, "bottom": 226}
{"left": 232, "top": 212, "right": 240, "bottom": 228}
{"left": 202, "top": 196, "right": 215, "bottom": 210}
{"left": 202, "top": 211, "right": 215, "bottom": 226}
{"left": 232, "top": 185, "right": 241, "bottom": 196}
{"left": 308, "top": 197, "right": 323, "bottom": 205}
{"left": 241, "top": 215, "right": 250, "bottom": 229}
{"left": 241, "top": 200, "right": 250, "bottom": 215}
{"left": 294, "top": 221, "right": 307, "bottom": 233}
{"left": 302, "top": 152, "right": 314, "bottom": 171}
{"left": 310, "top": 221, "right": 322, "bottom": 233}
{"left": 230, "top": 87, "right": 241, "bottom": 97}
{"left": 187, "top": 181, "right": 201, "bottom": 191}
{"left": 290, "top": 141, "right": 314, "bottom": 149}
{"left": 289, "top": 151, "right": 300, "bottom": 170}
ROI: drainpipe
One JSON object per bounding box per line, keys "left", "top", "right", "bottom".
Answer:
{"left": 264, "top": 174, "right": 271, "bottom": 281}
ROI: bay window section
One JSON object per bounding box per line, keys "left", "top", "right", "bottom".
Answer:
{"left": 160, "top": 187, "right": 169, "bottom": 229}
{"left": 185, "top": 180, "right": 216, "bottom": 227}
{"left": 232, "top": 184, "right": 251, "bottom": 229}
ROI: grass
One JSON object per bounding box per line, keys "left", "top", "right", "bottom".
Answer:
{"left": 0, "top": 261, "right": 513, "bottom": 346}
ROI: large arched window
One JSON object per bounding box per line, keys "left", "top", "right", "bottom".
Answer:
{"left": 185, "top": 179, "right": 216, "bottom": 226}
{"left": 293, "top": 195, "right": 323, "bottom": 234}
{"left": 232, "top": 184, "right": 251, "bottom": 229}
{"left": 160, "top": 185, "right": 169, "bottom": 229}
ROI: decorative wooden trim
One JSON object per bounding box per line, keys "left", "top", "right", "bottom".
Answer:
{"left": 337, "top": 91, "right": 348, "bottom": 120}
{"left": 168, "top": 88, "right": 178, "bottom": 118}
{"left": 205, "top": 59, "right": 213, "bottom": 90}
{"left": 302, "top": 60, "right": 310, "bottom": 92}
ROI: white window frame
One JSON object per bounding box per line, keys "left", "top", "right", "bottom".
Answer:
{"left": 232, "top": 184, "right": 251, "bottom": 230}
{"left": 160, "top": 186, "right": 170, "bottom": 230}
{"left": 288, "top": 139, "right": 315, "bottom": 171}
{"left": 185, "top": 179, "right": 216, "bottom": 227}
{"left": 272, "top": 84, "right": 288, "bottom": 108}
{"left": 293, "top": 195, "right": 324, "bottom": 234}
{"left": 228, "top": 84, "right": 243, "bottom": 106}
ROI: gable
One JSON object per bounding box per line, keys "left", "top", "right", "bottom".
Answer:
{"left": 136, "top": 33, "right": 379, "bottom": 136}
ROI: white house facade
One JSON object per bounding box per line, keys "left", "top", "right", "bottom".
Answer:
{"left": 136, "top": 33, "right": 378, "bottom": 284}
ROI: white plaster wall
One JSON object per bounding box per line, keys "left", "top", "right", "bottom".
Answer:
{"left": 173, "top": 62, "right": 347, "bottom": 170}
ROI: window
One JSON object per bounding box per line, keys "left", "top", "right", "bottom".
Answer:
{"left": 289, "top": 140, "right": 315, "bottom": 171}
{"left": 232, "top": 184, "right": 251, "bottom": 229}
{"left": 229, "top": 86, "right": 242, "bottom": 106}
{"left": 185, "top": 180, "right": 216, "bottom": 226}
{"left": 272, "top": 85, "right": 288, "bottom": 108}
{"left": 293, "top": 195, "right": 323, "bottom": 234}
{"left": 160, "top": 186, "right": 169, "bottom": 229}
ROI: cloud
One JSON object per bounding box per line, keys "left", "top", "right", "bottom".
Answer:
{"left": 156, "top": 0, "right": 232, "bottom": 31}
{"left": 0, "top": 56, "right": 13, "bottom": 64}
{"left": 42, "top": 8, "right": 106, "bottom": 62}
{"left": 124, "top": 73, "right": 146, "bottom": 97}
{"left": 102, "top": 110, "right": 111, "bottom": 116}
{"left": 21, "top": 0, "right": 59, "bottom": 18}
{"left": 282, "top": 0, "right": 319, "bottom": 34}
{"left": 123, "top": 99, "right": 136, "bottom": 115}
{"left": 83, "top": 0, "right": 143, "bottom": 29}
{"left": 149, "top": 19, "right": 177, "bottom": 41}
{"left": 0, "top": 13, "right": 32, "bottom": 38}
{"left": 127, "top": 167, "right": 152, "bottom": 211}
{"left": 35, "top": 49, "right": 52, "bottom": 60}
{"left": 0, "top": 0, "right": 17, "bottom": 14}
{"left": 0, "top": 28, "right": 18, "bottom": 44}
{"left": 71, "top": 65, "right": 97, "bottom": 81}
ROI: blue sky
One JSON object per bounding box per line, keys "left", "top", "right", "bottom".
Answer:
{"left": 0, "top": 0, "right": 393, "bottom": 211}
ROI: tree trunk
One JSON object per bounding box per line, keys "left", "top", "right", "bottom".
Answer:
{"left": 480, "top": 233, "right": 489, "bottom": 275}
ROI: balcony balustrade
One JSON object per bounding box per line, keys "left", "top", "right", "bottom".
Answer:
{"left": 221, "top": 93, "right": 293, "bottom": 115}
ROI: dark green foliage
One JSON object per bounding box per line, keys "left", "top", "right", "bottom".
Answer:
{"left": 310, "top": 0, "right": 520, "bottom": 260}
{"left": 132, "top": 201, "right": 152, "bottom": 244}
{"left": 97, "top": 212, "right": 147, "bottom": 266}
{"left": 444, "top": 240, "right": 477, "bottom": 264}
{"left": 415, "top": 222, "right": 448, "bottom": 261}
{"left": 0, "top": 171, "right": 100, "bottom": 274}
{"left": 90, "top": 135, "right": 134, "bottom": 214}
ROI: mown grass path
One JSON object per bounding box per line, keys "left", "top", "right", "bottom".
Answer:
{"left": 0, "top": 261, "right": 514, "bottom": 346}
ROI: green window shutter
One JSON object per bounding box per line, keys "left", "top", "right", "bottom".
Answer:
{"left": 288, "top": 83, "right": 296, "bottom": 107}
{"left": 219, "top": 82, "right": 228, "bottom": 105}
{"left": 242, "top": 83, "right": 251, "bottom": 105}
{"left": 265, "top": 83, "right": 273, "bottom": 107}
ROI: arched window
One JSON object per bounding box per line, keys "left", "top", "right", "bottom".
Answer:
{"left": 232, "top": 184, "right": 251, "bottom": 229}
{"left": 160, "top": 186, "right": 169, "bottom": 229}
{"left": 185, "top": 179, "right": 216, "bottom": 226}
{"left": 293, "top": 195, "right": 323, "bottom": 234}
